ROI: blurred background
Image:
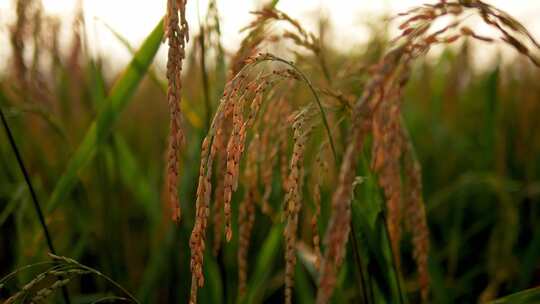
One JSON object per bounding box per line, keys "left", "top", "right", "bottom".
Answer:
{"left": 1, "top": 0, "right": 540, "bottom": 70}
{"left": 1, "top": 0, "right": 540, "bottom": 303}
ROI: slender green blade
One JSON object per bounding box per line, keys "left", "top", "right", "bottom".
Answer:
{"left": 294, "top": 262, "right": 315, "bottom": 304}
{"left": 242, "top": 224, "right": 283, "bottom": 304}
{"left": 350, "top": 154, "right": 406, "bottom": 303}
{"left": 199, "top": 251, "right": 224, "bottom": 304}
{"left": 490, "top": 287, "right": 540, "bottom": 304}
{"left": 47, "top": 18, "right": 164, "bottom": 212}
{"left": 113, "top": 135, "right": 160, "bottom": 222}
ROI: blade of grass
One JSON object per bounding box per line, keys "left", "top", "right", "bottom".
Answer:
{"left": 296, "top": 243, "right": 348, "bottom": 303}
{"left": 241, "top": 224, "right": 283, "bottom": 304}
{"left": 490, "top": 287, "right": 540, "bottom": 304}
{"left": 47, "top": 18, "right": 164, "bottom": 212}
{"left": 137, "top": 229, "right": 174, "bottom": 302}
{"left": 294, "top": 262, "right": 315, "bottom": 304}
{"left": 351, "top": 153, "right": 406, "bottom": 303}
{"left": 113, "top": 136, "right": 160, "bottom": 222}
{"left": 0, "top": 183, "right": 25, "bottom": 226}
{"left": 87, "top": 58, "right": 107, "bottom": 111}
{"left": 199, "top": 251, "right": 224, "bottom": 304}
{"left": 198, "top": 24, "right": 212, "bottom": 132}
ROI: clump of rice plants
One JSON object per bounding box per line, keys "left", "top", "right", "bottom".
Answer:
{"left": 182, "top": 1, "right": 540, "bottom": 303}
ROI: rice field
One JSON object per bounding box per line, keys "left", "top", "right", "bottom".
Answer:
{"left": 1, "top": 0, "right": 540, "bottom": 303}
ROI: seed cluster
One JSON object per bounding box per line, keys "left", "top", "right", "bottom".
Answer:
{"left": 165, "top": 0, "right": 189, "bottom": 223}
{"left": 311, "top": 146, "right": 327, "bottom": 271}
{"left": 189, "top": 62, "right": 290, "bottom": 303}
{"left": 372, "top": 93, "right": 405, "bottom": 267}
{"left": 284, "top": 106, "right": 318, "bottom": 304}
{"left": 189, "top": 134, "right": 213, "bottom": 304}
{"left": 2, "top": 254, "right": 121, "bottom": 304}
{"left": 402, "top": 127, "right": 430, "bottom": 301}
{"left": 211, "top": 128, "right": 227, "bottom": 256}
{"left": 237, "top": 135, "right": 260, "bottom": 296}
{"left": 259, "top": 96, "right": 290, "bottom": 218}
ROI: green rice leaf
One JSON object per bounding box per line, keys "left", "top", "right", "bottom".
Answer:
{"left": 490, "top": 287, "right": 540, "bottom": 304}
{"left": 46, "top": 18, "right": 164, "bottom": 212}
{"left": 242, "top": 224, "right": 283, "bottom": 304}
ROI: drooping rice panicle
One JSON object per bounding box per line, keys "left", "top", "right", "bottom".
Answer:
{"left": 237, "top": 135, "right": 260, "bottom": 296}
{"left": 165, "top": 0, "right": 189, "bottom": 223}
{"left": 284, "top": 105, "right": 318, "bottom": 304}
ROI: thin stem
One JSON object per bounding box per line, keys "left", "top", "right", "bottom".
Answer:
{"left": 382, "top": 213, "right": 405, "bottom": 304}
{"left": 82, "top": 267, "right": 140, "bottom": 304}
{"left": 260, "top": 55, "right": 339, "bottom": 166}
{"left": 50, "top": 254, "right": 140, "bottom": 304}
{"left": 0, "top": 108, "right": 56, "bottom": 260}
{"left": 268, "top": 0, "right": 280, "bottom": 7}
{"left": 351, "top": 224, "right": 370, "bottom": 304}
{"left": 0, "top": 106, "right": 71, "bottom": 304}
{"left": 319, "top": 54, "right": 332, "bottom": 86}
{"left": 91, "top": 296, "right": 130, "bottom": 304}
{"left": 197, "top": 1, "right": 212, "bottom": 132}
{"left": 199, "top": 25, "right": 212, "bottom": 132}
{"left": 0, "top": 261, "right": 56, "bottom": 285}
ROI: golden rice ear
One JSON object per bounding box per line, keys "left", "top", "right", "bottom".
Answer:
{"left": 189, "top": 65, "right": 279, "bottom": 303}
{"left": 284, "top": 105, "right": 318, "bottom": 304}
{"left": 212, "top": 129, "right": 228, "bottom": 256}
{"left": 311, "top": 146, "right": 326, "bottom": 271}
{"left": 223, "top": 74, "right": 277, "bottom": 243}
{"left": 401, "top": 125, "right": 430, "bottom": 303}
{"left": 189, "top": 136, "right": 213, "bottom": 304}
{"left": 223, "top": 93, "right": 245, "bottom": 242}
{"left": 259, "top": 96, "right": 290, "bottom": 219}
{"left": 237, "top": 135, "right": 260, "bottom": 297}
{"left": 165, "top": 0, "right": 189, "bottom": 223}
{"left": 372, "top": 97, "right": 404, "bottom": 269}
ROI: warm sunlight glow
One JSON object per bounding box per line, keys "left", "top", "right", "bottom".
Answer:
{"left": 2, "top": 0, "right": 540, "bottom": 69}
{"left": 80, "top": 1, "right": 540, "bottom": 59}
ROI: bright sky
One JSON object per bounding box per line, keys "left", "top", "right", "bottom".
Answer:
{"left": 1, "top": 0, "right": 540, "bottom": 71}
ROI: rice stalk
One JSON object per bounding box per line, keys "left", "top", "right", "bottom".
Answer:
{"left": 237, "top": 135, "right": 260, "bottom": 297}
{"left": 165, "top": 0, "right": 189, "bottom": 223}
{"left": 284, "top": 105, "right": 318, "bottom": 304}
{"left": 311, "top": 145, "right": 328, "bottom": 271}
{"left": 211, "top": 128, "right": 227, "bottom": 256}
{"left": 371, "top": 93, "right": 405, "bottom": 268}
{"left": 189, "top": 68, "right": 265, "bottom": 304}
{"left": 401, "top": 125, "right": 430, "bottom": 302}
